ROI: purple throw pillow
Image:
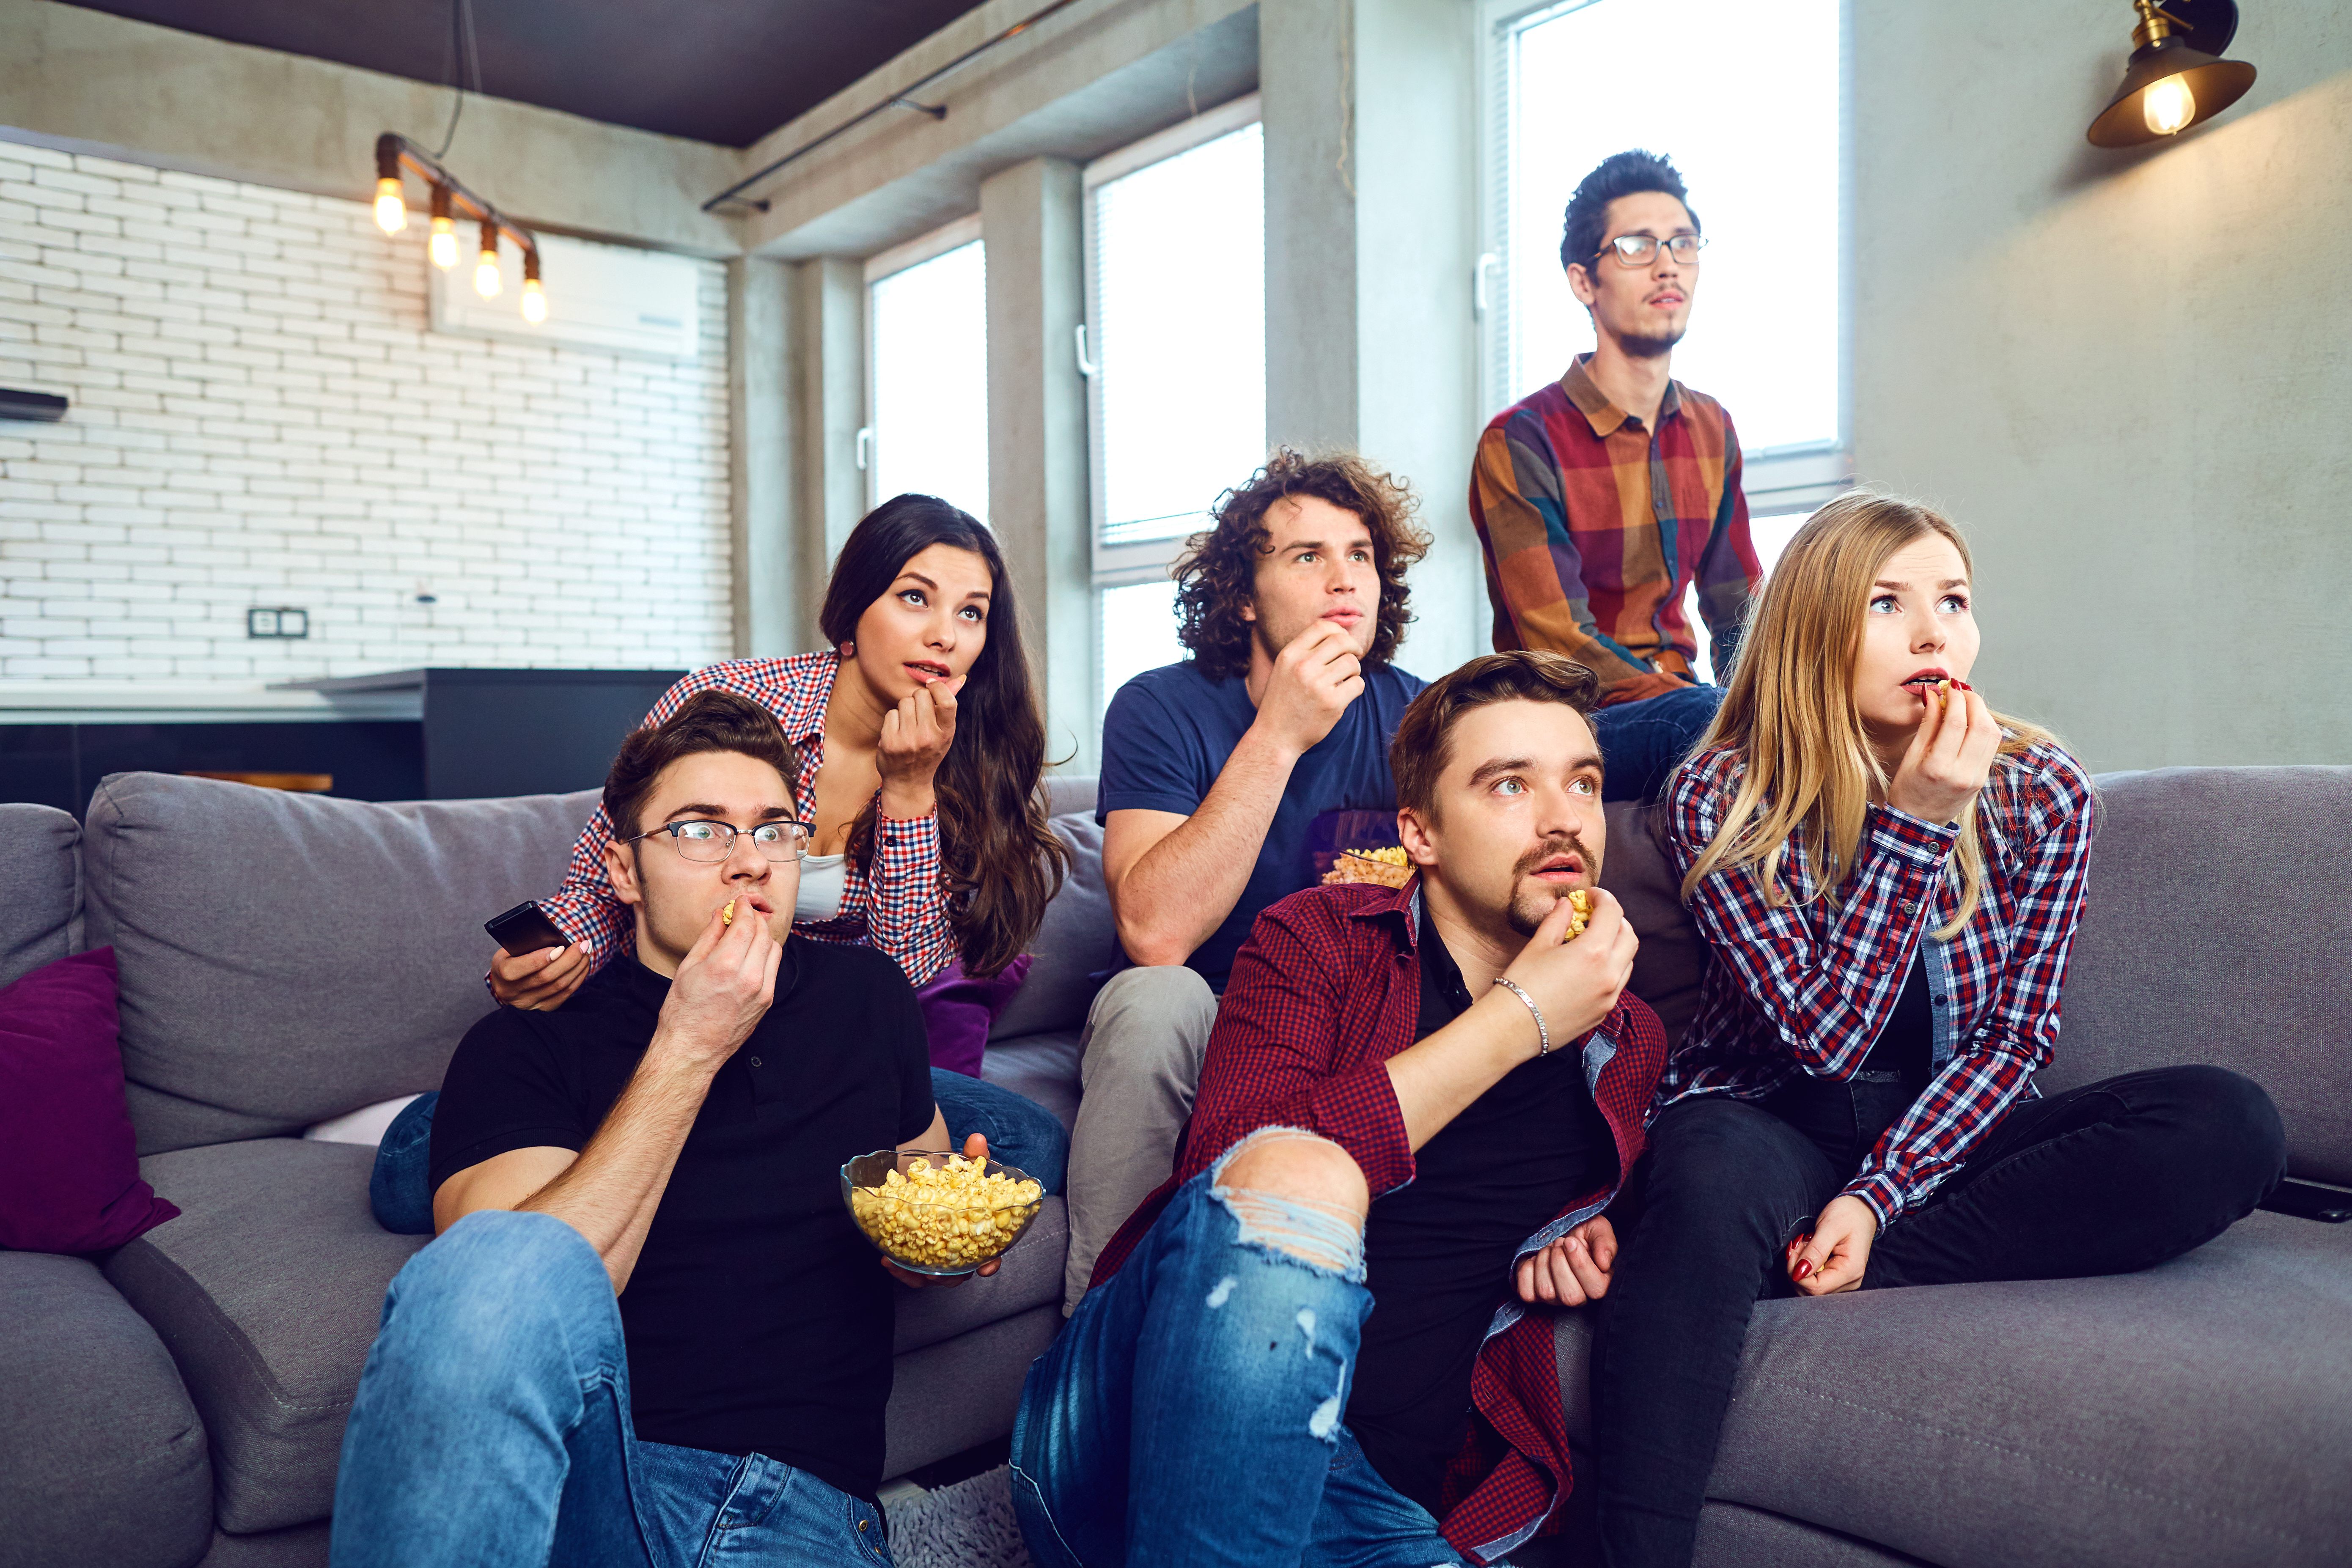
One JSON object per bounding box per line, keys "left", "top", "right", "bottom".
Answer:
{"left": 0, "top": 947, "right": 179, "bottom": 1254}
{"left": 916, "top": 953, "right": 1036, "bottom": 1078}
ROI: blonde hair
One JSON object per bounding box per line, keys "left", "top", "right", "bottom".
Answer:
{"left": 1679, "top": 490, "right": 2058, "bottom": 936}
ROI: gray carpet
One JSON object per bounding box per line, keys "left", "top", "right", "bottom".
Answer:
{"left": 887, "top": 1465, "right": 1036, "bottom": 1568}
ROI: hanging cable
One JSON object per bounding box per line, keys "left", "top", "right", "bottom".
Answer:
{"left": 431, "top": 0, "right": 482, "bottom": 159}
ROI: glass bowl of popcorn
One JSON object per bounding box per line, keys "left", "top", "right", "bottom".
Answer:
{"left": 840, "top": 1149, "right": 1048, "bottom": 1277}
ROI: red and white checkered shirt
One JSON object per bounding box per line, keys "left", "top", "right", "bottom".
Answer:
{"left": 1660, "top": 739, "right": 2097, "bottom": 1226}
{"left": 538, "top": 653, "right": 958, "bottom": 987}
{"left": 1092, "top": 877, "right": 1670, "bottom": 1565}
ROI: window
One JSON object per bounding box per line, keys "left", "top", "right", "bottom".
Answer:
{"left": 1479, "top": 0, "right": 1849, "bottom": 540}
{"left": 1083, "top": 96, "right": 1265, "bottom": 712}
{"left": 865, "top": 217, "right": 989, "bottom": 524}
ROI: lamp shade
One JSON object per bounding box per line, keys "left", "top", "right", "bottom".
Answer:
{"left": 2087, "top": 0, "right": 2257, "bottom": 147}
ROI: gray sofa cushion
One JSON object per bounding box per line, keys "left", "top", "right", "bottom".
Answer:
{"left": 0, "top": 802, "right": 80, "bottom": 987}
{"left": 104, "top": 1139, "right": 429, "bottom": 1535}
{"left": 0, "top": 1251, "right": 213, "bottom": 1568}
{"left": 891, "top": 1195, "right": 1067, "bottom": 1357}
{"left": 992, "top": 813, "right": 1117, "bottom": 1042}
{"left": 1599, "top": 799, "right": 1707, "bottom": 1049}
{"left": 984, "top": 1029, "right": 1083, "bottom": 1132}
{"left": 2045, "top": 766, "right": 2352, "bottom": 1184}
{"left": 82, "top": 773, "right": 600, "bottom": 1154}
{"left": 1547, "top": 1211, "right": 2352, "bottom": 1568}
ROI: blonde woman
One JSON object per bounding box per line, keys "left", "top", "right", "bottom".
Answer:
{"left": 1588, "top": 492, "right": 2284, "bottom": 1568}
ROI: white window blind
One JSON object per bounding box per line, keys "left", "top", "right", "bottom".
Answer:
{"left": 1482, "top": 0, "right": 1848, "bottom": 512}
{"left": 866, "top": 227, "right": 989, "bottom": 524}
{"left": 1085, "top": 103, "right": 1265, "bottom": 562}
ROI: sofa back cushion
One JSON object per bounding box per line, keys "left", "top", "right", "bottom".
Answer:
{"left": 992, "top": 812, "right": 1117, "bottom": 1041}
{"left": 1598, "top": 799, "right": 1709, "bottom": 1049}
{"left": 83, "top": 772, "right": 599, "bottom": 1155}
{"left": 2040, "top": 766, "right": 2352, "bottom": 1185}
{"left": 0, "top": 803, "right": 80, "bottom": 987}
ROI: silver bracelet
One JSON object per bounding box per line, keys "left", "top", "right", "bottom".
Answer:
{"left": 1492, "top": 977, "right": 1550, "bottom": 1056}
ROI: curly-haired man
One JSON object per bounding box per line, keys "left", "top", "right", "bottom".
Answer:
{"left": 1062, "top": 448, "right": 1432, "bottom": 1312}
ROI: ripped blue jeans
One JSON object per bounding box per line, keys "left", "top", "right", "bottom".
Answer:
{"left": 1010, "top": 1131, "right": 1471, "bottom": 1568}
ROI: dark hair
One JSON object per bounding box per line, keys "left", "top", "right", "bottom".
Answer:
{"left": 819, "top": 494, "right": 1067, "bottom": 978}
{"left": 604, "top": 689, "right": 798, "bottom": 842}
{"left": 1171, "top": 448, "right": 1433, "bottom": 683}
{"left": 1560, "top": 149, "right": 1697, "bottom": 274}
{"left": 1390, "top": 652, "right": 1601, "bottom": 818}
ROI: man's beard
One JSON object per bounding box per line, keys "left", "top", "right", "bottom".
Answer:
{"left": 1504, "top": 831, "right": 1600, "bottom": 936}
{"left": 1618, "top": 325, "right": 1684, "bottom": 360}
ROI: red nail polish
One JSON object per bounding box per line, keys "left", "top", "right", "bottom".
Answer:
{"left": 1791, "top": 1258, "right": 1813, "bottom": 1282}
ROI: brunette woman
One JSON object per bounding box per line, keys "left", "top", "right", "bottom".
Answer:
{"left": 1588, "top": 492, "right": 2283, "bottom": 1568}
{"left": 489, "top": 493, "right": 1066, "bottom": 1007}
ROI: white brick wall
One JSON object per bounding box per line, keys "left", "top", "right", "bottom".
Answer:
{"left": 0, "top": 144, "right": 732, "bottom": 681}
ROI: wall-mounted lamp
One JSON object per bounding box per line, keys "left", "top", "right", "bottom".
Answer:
{"left": 2087, "top": 0, "right": 2256, "bottom": 147}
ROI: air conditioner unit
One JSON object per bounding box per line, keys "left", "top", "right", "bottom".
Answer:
{"left": 428, "top": 232, "right": 701, "bottom": 362}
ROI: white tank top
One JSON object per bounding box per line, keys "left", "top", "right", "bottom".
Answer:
{"left": 795, "top": 852, "right": 848, "bottom": 923}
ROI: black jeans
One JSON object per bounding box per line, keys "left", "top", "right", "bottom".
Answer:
{"left": 1588, "top": 1064, "right": 2286, "bottom": 1568}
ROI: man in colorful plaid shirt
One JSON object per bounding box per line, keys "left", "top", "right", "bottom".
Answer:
{"left": 1469, "top": 150, "right": 1762, "bottom": 803}
{"left": 1012, "top": 654, "right": 1665, "bottom": 1568}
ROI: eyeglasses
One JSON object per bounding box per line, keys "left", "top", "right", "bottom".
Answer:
{"left": 625, "top": 820, "right": 813, "bottom": 862}
{"left": 1595, "top": 233, "right": 1707, "bottom": 267}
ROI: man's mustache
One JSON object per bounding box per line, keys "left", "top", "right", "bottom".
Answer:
{"left": 1513, "top": 832, "right": 1595, "bottom": 879}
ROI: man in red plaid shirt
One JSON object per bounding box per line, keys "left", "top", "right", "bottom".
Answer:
{"left": 1011, "top": 653, "right": 1667, "bottom": 1568}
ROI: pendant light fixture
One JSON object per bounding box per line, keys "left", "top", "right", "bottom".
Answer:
{"left": 371, "top": 132, "right": 544, "bottom": 324}
{"left": 427, "top": 184, "right": 459, "bottom": 269}
{"left": 2087, "top": 0, "right": 2257, "bottom": 148}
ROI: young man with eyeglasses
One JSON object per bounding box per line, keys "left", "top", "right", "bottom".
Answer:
{"left": 1469, "top": 149, "right": 1763, "bottom": 802}
{"left": 330, "top": 691, "right": 1037, "bottom": 1567}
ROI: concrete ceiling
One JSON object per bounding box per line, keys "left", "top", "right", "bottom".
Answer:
{"left": 53, "top": 0, "right": 996, "bottom": 148}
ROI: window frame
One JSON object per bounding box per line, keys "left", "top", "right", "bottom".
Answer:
{"left": 1080, "top": 91, "right": 1264, "bottom": 590}
{"left": 861, "top": 212, "right": 986, "bottom": 513}
{"left": 1471, "top": 0, "right": 1854, "bottom": 514}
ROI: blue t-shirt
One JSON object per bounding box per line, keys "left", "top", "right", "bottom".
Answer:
{"left": 1096, "top": 659, "right": 1426, "bottom": 990}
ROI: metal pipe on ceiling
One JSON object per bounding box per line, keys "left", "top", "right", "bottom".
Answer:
{"left": 700, "top": 0, "right": 1091, "bottom": 214}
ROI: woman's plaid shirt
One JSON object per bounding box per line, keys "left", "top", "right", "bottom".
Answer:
{"left": 1660, "top": 740, "right": 2097, "bottom": 1226}
{"left": 538, "top": 653, "right": 957, "bottom": 986}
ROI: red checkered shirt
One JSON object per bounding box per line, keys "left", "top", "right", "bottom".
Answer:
{"left": 1092, "top": 877, "right": 1669, "bottom": 1565}
{"left": 1660, "top": 740, "right": 2097, "bottom": 1225}
{"left": 538, "top": 653, "right": 958, "bottom": 987}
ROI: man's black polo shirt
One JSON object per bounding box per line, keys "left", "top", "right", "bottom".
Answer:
{"left": 429, "top": 937, "right": 934, "bottom": 1502}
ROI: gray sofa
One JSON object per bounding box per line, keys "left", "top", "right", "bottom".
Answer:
{"left": 2, "top": 765, "right": 2347, "bottom": 1568}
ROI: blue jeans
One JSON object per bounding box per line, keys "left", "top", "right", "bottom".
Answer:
{"left": 1011, "top": 1146, "right": 1475, "bottom": 1568}
{"left": 330, "top": 1208, "right": 891, "bottom": 1568}
{"left": 371, "top": 1068, "right": 1069, "bottom": 1234}
{"left": 1589, "top": 684, "right": 1724, "bottom": 803}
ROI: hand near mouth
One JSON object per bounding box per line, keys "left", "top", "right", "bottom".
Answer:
{"left": 877, "top": 672, "right": 960, "bottom": 815}
{"left": 1885, "top": 681, "right": 1998, "bottom": 825}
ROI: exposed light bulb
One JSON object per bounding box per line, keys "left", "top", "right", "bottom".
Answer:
{"left": 475, "top": 250, "right": 503, "bottom": 297}
{"left": 521, "top": 277, "right": 547, "bottom": 324}
{"left": 2143, "top": 74, "right": 2195, "bottom": 136}
{"left": 373, "top": 176, "right": 407, "bottom": 234}
{"left": 429, "top": 215, "right": 458, "bottom": 269}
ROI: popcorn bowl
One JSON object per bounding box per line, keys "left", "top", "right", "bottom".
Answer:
{"left": 840, "top": 1149, "right": 1047, "bottom": 1277}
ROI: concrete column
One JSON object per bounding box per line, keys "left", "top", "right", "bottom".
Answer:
{"left": 1260, "top": 0, "right": 1484, "bottom": 678}
{"left": 981, "top": 157, "right": 1096, "bottom": 774}
{"left": 791, "top": 257, "right": 868, "bottom": 638}
{"left": 727, "top": 256, "right": 797, "bottom": 656}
